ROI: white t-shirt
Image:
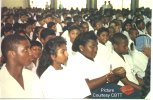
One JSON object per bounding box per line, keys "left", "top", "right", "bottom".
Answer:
{"left": 109, "top": 50, "right": 139, "bottom": 86}
{"left": 67, "top": 52, "right": 109, "bottom": 80}
{"left": 40, "top": 65, "right": 90, "bottom": 98}
{"left": 0, "top": 65, "right": 44, "bottom": 98}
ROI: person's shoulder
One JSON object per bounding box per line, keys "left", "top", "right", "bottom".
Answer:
{"left": 23, "top": 68, "right": 39, "bottom": 79}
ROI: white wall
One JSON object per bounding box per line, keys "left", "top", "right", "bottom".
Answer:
{"left": 97, "top": 0, "right": 131, "bottom": 10}
{"left": 139, "top": 0, "right": 152, "bottom": 9}
{"left": 2, "top": 0, "right": 28, "bottom": 8}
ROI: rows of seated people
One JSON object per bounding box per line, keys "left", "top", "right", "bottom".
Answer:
{"left": 0, "top": 7, "right": 151, "bottom": 99}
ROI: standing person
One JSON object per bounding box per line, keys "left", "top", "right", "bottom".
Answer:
{"left": 0, "top": 34, "right": 43, "bottom": 98}
{"left": 107, "top": 1, "right": 113, "bottom": 9}
{"left": 102, "top": 1, "right": 107, "bottom": 12}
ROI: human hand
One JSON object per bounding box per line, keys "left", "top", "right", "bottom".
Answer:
{"left": 112, "top": 67, "right": 126, "bottom": 78}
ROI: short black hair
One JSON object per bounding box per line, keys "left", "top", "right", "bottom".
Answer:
{"left": 72, "top": 31, "right": 97, "bottom": 52}
{"left": 146, "top": 21, "right": 151, "bottom": 29}
{"left": 97, "top": 27, "right": 109, "bottom": 36}
{"left": 47, "top": 22, "right": 56, "bottom": 28}
{"left": 1, "top": 34, "right": 28, "bottom": 59}
{"left": 30, "top": 40, "right": 42, "bottom": 49}
{"left": 110, "top": 33, "right": 128, "bottom": 45}
{"left": 1, "top": 23, "right": 13, "bottom": 36}
{"left": 40, "top": 28, "right": 56, "bottom": 39}
{"left": 68, "top": 25, "right": 80, "bottom": 33}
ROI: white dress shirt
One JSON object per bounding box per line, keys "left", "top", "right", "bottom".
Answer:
{"left": 0, "top": 64, "right": 44, "bottom": 98}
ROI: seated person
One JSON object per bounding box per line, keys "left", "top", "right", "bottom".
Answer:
{"left": 25, "top": 40, "right": 42, "bottom": 74}
{"left": 37, "top": 36, "right": 91, "bottom": 98}
{"left": 109, "top": 33, "right": 142, "bottom": 98}
{"left": 0, "top": 34, "right": 43, "bottom": 98}
{"left": 66, "top": 31, "right": 129, "bottom": 99}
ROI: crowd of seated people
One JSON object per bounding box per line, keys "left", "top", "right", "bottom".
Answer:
{"left": 0, "top": 6, "right": 151, "bottom": 99}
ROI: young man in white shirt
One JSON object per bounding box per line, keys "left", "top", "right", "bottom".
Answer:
{"left": 0, "top": 34, "right": 43, "bottom": 98}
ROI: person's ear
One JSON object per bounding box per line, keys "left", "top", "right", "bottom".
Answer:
{"left": 113, "top": 44, "right": 118, "bottom": 50}
{"left": 8, "top": 50, "right": 16, "bottom": 58}
{"left": 79, "top": 45, "right": 84, "bottom": 52}
{"left": 97, "top": 35, "right": 100, "bottom": 40}
{"left": 51, "top": 55, "right": 56, "bottom": 61}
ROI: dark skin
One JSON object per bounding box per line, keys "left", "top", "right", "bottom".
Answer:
{"left": 5, "top": 40, "right": 32, "bottom": 89}
{"left": 51, "top": 44, "right": 68, "bottom": 70}
{"left": 79, "top": 39, "right": 126, "bottom": 90}
{"left": 113, "top": 39, "right": 142, "bottom": 91}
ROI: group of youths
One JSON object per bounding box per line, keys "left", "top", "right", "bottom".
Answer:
{"left": 0, "top": 6, "right": 151, "bottom": 99}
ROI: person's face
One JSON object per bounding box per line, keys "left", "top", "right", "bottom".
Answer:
{"left": 98, "top": 32, "right": 109, "bottom": 44}
{"left": 69, "top": 29, "right": 80, "bottom": 43}
{"left": 125, "top": 23, "right": 132, "bottom": 31}
{"left": 139, "top": 22, "right": 145, "bottom": 30}
{"left": 114, "top": 25, "right": 120, "bottom": 33}
{"left": 82, "top": 24, "right": 89, "bottom": 32}
{"left": 20, "top": 15, "right": 27, "bottom": 22}
{"left": 45, "top": 17, "right": 52, "bottom": 24}
{"left": 80, "top": 39, "right": 98, "bottom": 60}
{"left": 25, "top": 25, "right": 33, "bottom": 34}
{"left": 51, "top": 25, "right": 57, "bottom": 32}
{"left": 52, "top": 44, "right": 68, "bottom": 65}
{"left": 6, "top": 18, "right": 13, "bottom": 24}
{"left": 129, "top": 30, "right": 138, "bottom": 41}
{"left": 40, "top": 19, "right": 46, "bottom": 26}
{"left": 146, "top": 25, "right": 151, "bottom": 36}
{"left": 4, "top": 30, "right": 13, "bottom": 36}
{"left": 96, "top": 22, "right": 103, "bottom": 30}
{"left": 30, "top": 46, "right": 42, "bottom": 60}
{"left": 14, "top": 40, "right": 32, "bottom": 66}
{"left": 113, "top": 39, "right": 128, "bottom": 54}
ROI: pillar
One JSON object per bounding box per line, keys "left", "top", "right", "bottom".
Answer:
{"left": 131, "top": 0, "right": 139, "bottom": 14}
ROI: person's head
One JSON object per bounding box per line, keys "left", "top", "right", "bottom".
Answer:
{"left": 5, "top": 15, "right": 14, "bottom": 25}
{"left": 68, "top": 25, "right": 81, "bottom": 43}
{"left": 135, "top": 19, "right": 145, "bottom": 31}
{"left": 73, "top": 15, "right": 82, "bottom": 25}
{"left": 104, "top": 1, "right": 106, "bottom": 4}
{"left": 55, "top": 16, "right": 61, "bottom": 23}
{"left": 33, "top": 26, "right": 44, "bottom": 40}
{"left": 80, "top": 21, "right": 89, "bottom": 33}
{"left": 97, "top": 27, "right": 109, "bottom": 45}
{"left": 109, "top": 20, "right": 120, "bottom": 33}
{"left": 19, "top": 13, "right": 28, "bottom": 23}
{"left": 1, "top": 23, "right": 13, "bottom": 37}
{"left": 1, "top": 34, "right": 32, "bottom": 66}
{"left": 37, "top": 15, "right": 46, "bottom": 26}
{"left": 37, "top": 36, "right": 68, "bottom": 77}
{"left": 47, "top": 22, "right": 57, "bottom": 32}
{"left": 27, "top": 18, "right": 36, "bottom": 30}
{"left": 72, "top": 31, "right": 98, "bottom": 60}
{"left": 111, "top": 33, "right": 128, "bottom": 55}
{"left": 128, "top": 28, "right": 139, "bottom": 41}
{"left": 146, "top": 21, "right": 151, "bottom": 36}
{"left": 30, "top": 41, "right": 42, "bottom": 61}
{"left": 40, "top": 28, "right": 56, "bottom": 46}
{"left": 135, "top": 35, "right": 151, "bottom": 58}
{"left": 23, "top": 23, "right": 33, "bottom": 34}
{"left": 94, "top": 20, "right": 103, "bottom": 30}
{"left": 44, "top": 14, "right": 53, "bottom": 24}
{"left": 122, "top": 19, "right": 133, "bottom": 31}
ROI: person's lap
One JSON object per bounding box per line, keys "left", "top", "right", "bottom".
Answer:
{"left": 88, "top": 83, "right": 141, "bottom": 99}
